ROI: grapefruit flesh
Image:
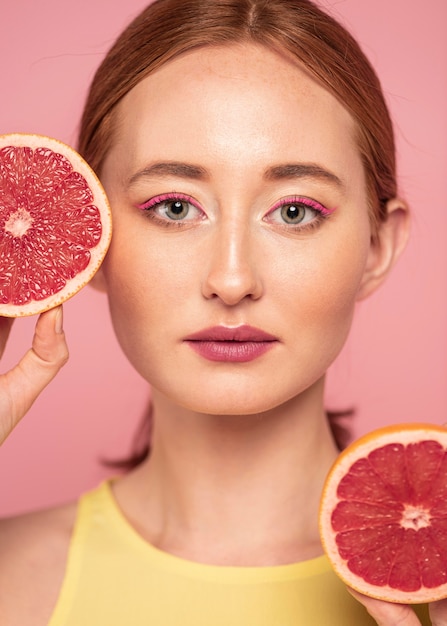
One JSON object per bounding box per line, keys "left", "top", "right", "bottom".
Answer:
{"left": 319, "top": 423, "right": 447, "bottom": 603}
{"left": 0, "top": 133, "right": 112, "bottom": 316}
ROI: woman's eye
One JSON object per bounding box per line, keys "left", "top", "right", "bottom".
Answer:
{"left": 163, "top": 199, "right": 192, "bottom": 220}
{"left": 280, "top": 202, "right": 308, "bottom": 224}
{"left": 138, "top": 194, "right": 204, "bottom": 224}
{"left": 265, "top": 196, "right": 332, "bottom": 229}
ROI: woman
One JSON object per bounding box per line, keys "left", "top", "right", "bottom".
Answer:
{"left": 0, "top": 0, "right": 443, "bottom": 624}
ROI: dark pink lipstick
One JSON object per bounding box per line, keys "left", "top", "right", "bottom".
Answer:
{"left": 184, "top": 325, "right": 278, "bottom": 362}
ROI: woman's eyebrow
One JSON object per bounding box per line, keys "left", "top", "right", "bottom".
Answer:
{"left": 264, "top": 163, "right": 345, "bottom": 190}
{"left": 127, "top": 161, "right": 209, "bottom": 186}
{"left": 127, "top": 161, "right": 344, "bottom": 189}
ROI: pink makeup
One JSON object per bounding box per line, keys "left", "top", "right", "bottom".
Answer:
{"left": 137, "top": 192, "right": 200, "bottom": 212}
{"left": 266, "top": 195, "right": 334, "bottom": 218}
{"left": 184, "top": 325, "right": 278, "bottom": 363}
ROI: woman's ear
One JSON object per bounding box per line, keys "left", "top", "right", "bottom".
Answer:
{"left": 357, "top": 198, "right": 410, "bottom": 301}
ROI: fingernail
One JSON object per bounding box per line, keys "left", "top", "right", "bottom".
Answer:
{"left": 54, "top": 306, "right": 63, "bottom": 334}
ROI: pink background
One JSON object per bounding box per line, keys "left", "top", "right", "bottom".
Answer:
{"left": 0, "top": 1, "right": 446, "bottom": 515}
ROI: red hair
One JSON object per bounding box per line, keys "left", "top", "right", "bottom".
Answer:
{"left": 78, "top": 0, "right": 397, "bottom": 238}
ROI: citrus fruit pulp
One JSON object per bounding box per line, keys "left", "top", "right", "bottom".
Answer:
{"left": 0, "top": 133, "right": 112, "bottom": 316}
{"left": 319, "top": 423, "right": 447, "bottom": 604}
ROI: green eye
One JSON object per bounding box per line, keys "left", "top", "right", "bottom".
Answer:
{"left": 263, "top": 195, "right": 333, "bottom": 232}
{"left": 280, "top": 203, "right": 306, "bottom": 224}
{"left": 166, "top": 200, "right": 190, "bottom": 220}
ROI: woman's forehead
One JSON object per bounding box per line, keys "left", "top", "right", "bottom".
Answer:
{"left": 119, "top": 43, "right": 355, "bottom": 125}
{"left": 107, "top": 43, "right": 361, "bottom": 185}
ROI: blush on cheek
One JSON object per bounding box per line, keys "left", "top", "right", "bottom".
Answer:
{"left": 306, "top": 250, "right": 370, "bottom": 351}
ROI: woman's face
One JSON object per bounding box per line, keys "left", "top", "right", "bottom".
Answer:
{"left": 99, "top": 43, "right": 374, "bottom": 415}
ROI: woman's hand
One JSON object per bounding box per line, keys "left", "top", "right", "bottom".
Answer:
{"left": 0, "top": 306, "right": 69, "bottom": 445}
{"left": 350, "top": 587, "right": 447, "bottom": 625}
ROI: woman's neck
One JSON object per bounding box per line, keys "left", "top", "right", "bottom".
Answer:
{"left": 113, "top": 379, "right": 339, "bottom": 566}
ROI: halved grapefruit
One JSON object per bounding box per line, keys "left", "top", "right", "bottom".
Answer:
{"left": 0, "top": 133, "right": 112, "bottom": 316}
{"left": 320, "top": 423, "right": 447, "bottom": 604}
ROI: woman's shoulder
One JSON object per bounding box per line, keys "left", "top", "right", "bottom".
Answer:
{"left": 0, "top": 500, "right": 77, "bottom": 626}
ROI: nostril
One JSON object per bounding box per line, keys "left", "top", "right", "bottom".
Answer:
{"left": 202, "top": 267, "right": 263, "bottom": 304}
{"left": 201, "top": 232, "right": 263, "bottom": 304}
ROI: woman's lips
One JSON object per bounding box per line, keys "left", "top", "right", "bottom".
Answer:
{"left": 184, "top": 325, "right": 278, "bottom": 362}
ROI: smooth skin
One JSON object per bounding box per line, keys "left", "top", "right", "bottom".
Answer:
{"left": 1, "top": 43, "right": 444, "bottom": 625}
{"left": 0, "top": 308, "right": 68, "bottom": 445}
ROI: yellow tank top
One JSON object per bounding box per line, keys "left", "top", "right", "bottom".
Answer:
{"left": 48, "top": 481, "right": 430, "bottom": 625}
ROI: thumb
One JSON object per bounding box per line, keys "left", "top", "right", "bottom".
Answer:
{"left": 0, "top": 306, "right": 69, "bottom": 444}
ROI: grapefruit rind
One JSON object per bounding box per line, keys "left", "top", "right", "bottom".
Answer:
{"left": 0, "top": 133, "right": 112, "bottom": 317}
{"left": 319, "top": 423, "right": 447, "bottom": 604}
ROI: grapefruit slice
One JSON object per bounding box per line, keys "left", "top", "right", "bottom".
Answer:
{"left": 0, "top": 133, "right": 112, "bottom": 316}
{"left": 319, "top": 423, "right": 447, "bottom": 604}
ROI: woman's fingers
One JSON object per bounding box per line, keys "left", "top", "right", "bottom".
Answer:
{"left": 0, "top": 306, "right": 69, "bottom": 445}
{"left": 429, "top": 597, "right": 447, "bottom": 625}
{"left": 348, "top": 588, "right": 422, "bottom": 626}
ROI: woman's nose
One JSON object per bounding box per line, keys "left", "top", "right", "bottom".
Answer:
{"left": 201, "top": 225, "right": 263, "bottom": 305}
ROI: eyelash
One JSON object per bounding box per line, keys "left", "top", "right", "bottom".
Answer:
{"left": 263, "top": 195, "right": 334, "bottom": 233}
{"left": 137, "top": 193, "right": 334, "bottom": 231}
{"left": 137, "top": 193, "right": 204, "bottom": 228}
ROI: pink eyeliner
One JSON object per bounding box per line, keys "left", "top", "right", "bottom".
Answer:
{"left": 268, "top": 195, "right": 335, "bottom": 217}
{"left": 137, "top": 192, "right": 200, "bottom": 211}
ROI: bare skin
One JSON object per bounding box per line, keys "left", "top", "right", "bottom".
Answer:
{"left": 0, "top": 308, "right": 71, "bottom": 625}
{"left": 0, "top": 308, "right": 68, "bottom": 445}
{"left": 1, "top": 44, "right": 442, "bottom": 626}
{"left": 0, "top": 500, "right": 75, "bottom": 626}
